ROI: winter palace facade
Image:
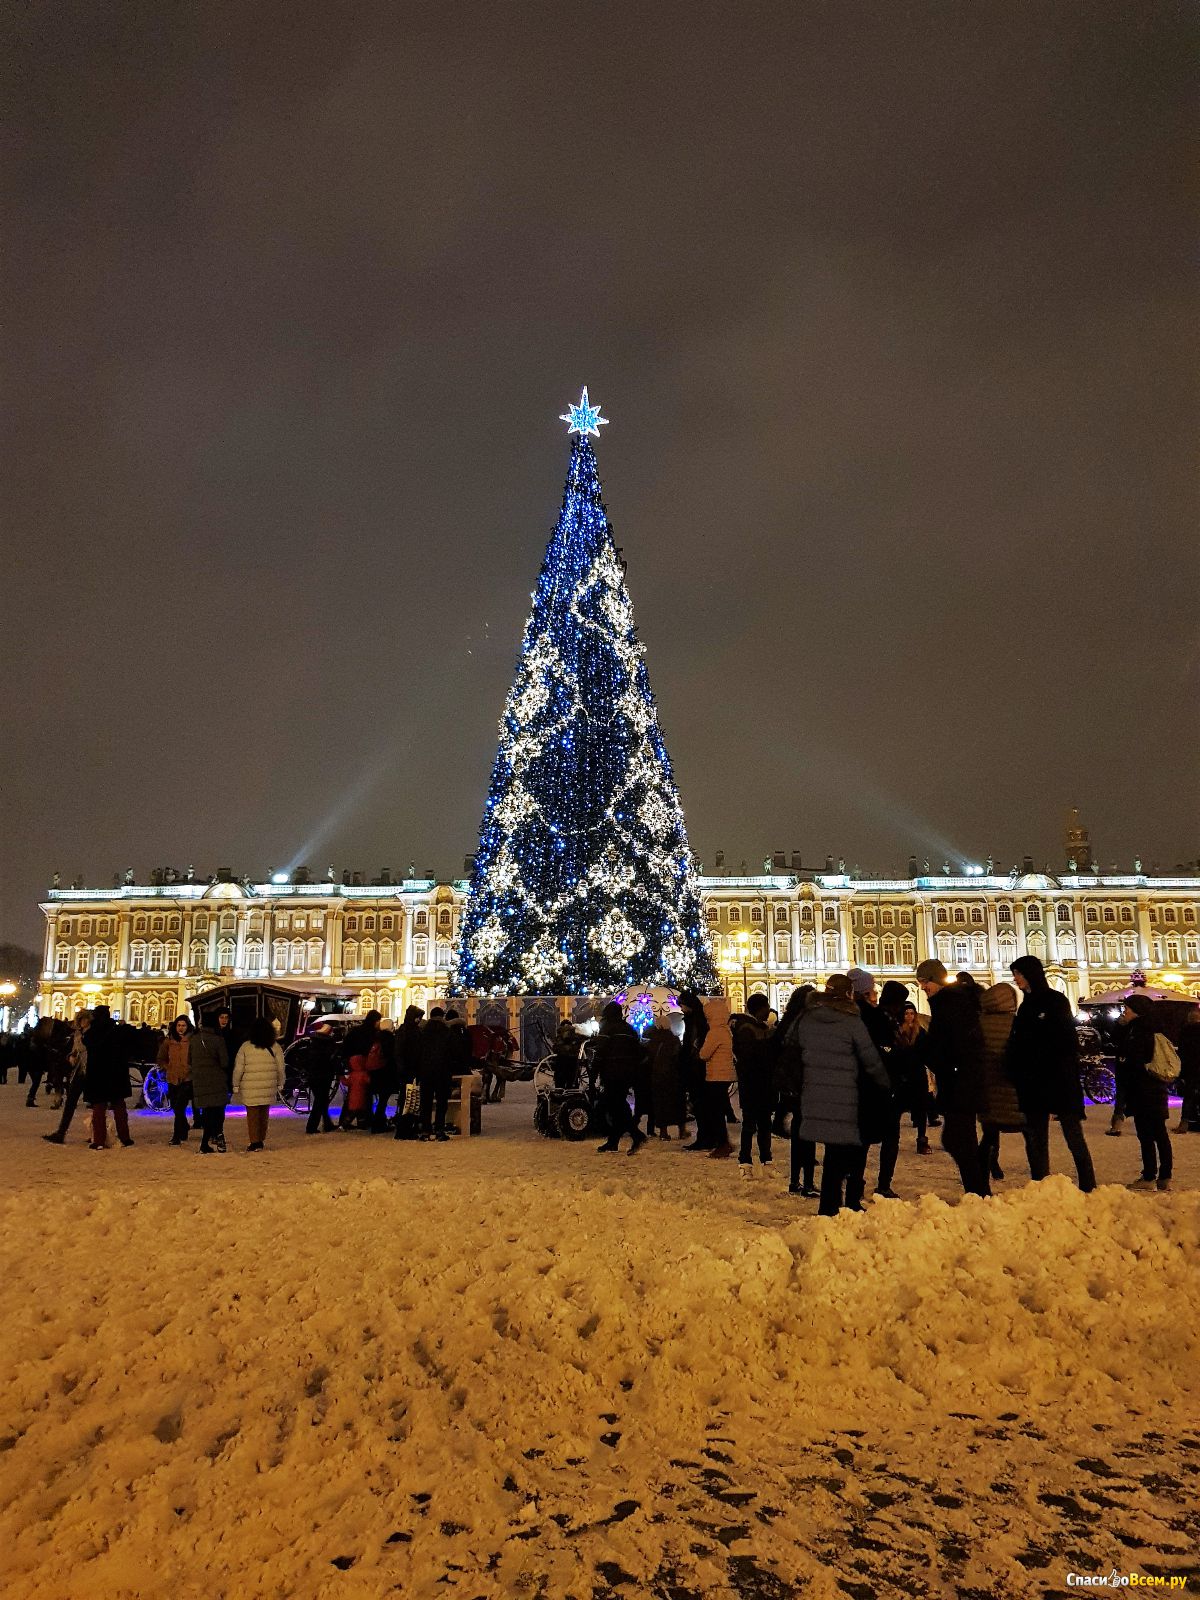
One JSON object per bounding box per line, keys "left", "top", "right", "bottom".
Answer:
{"left": 37, "top": 856, "right": 1200, "bottom": 1027}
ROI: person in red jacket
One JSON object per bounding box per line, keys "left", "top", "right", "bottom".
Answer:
{"left": 339, "top": 1010, "right": 380, "bottom": 1130}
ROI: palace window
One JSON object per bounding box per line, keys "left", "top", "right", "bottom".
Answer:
{"left": 953, "top": 906, "right": 966, "bottom": 925}
{"left": 1121, "top": 906, "right": 1134, "bottom": 924}
{"left": 245, "top": 938, "right": 264, "bottom": 974}
{"left": 165, "top": 940, "right": 181, "bottom": 972}
{"left": 900, "top": 936, "right": 915, "bottom": 964}
{"left": 800, "top": 905, "right": 814, "bottom": 924}
{"left": 863, "top": 936, "right": 878, "bottom": 965}
{"left": 217, "top": 939, "right": 235, "bottom": 969}
{"left": 438, "top": 908, "right": 452, "bottom": 928}
{"left": 54, "top": 948, "right": 70, "bottom": 977}
{"left": 436, "top": 939, "right": 452, "bottom": 968}
{"left": 1185, "top": 907, "right": 1196, "bottom": 925}
{"left": 363, "top": 915, "right": 375, "bottom": 932}
{"left": 1057, "top": 903, "right": 1071, "bottom": 923}
{"left": 1103, "top": 905, "right": 1116, "bottom": 924}
{"left": 189, "top": 940, "right": 207, "bottom": 971}
{"left": 1122, "top": 932, "right": 1139, "bottom": 961}
{"left": 80, "top": 919, "right": 92, "bottom": 936}
{"left": 360, "top": 940, "right": 376, "bottom": 973}
{"left": 382, "top": 915, "right": 394, "bottom": 932}
{"left": 341, "top": 940, "right": 358, "bottom": 971}
{"left": 882, "top": 936, "right": 897, "bottom": 966}
{"left": 998, "top": 931, "right": 1017, "bottom": 963}
{"left": 1104, "top": 934, "right": 1121, "bottom": 963}
{"left": 706, "top": 905, "right": 719, "bottom": 923}
{"left": 148, "top": 940, "right": 166, "bottom": 973}
{"left": 74, "top": 947, "right": 90, "bottom": 976}
{"left": 345, "top": 916, "right": 357, "bottom": 933}
{"left": 954, "top": 937, "right": 971, "bottom": 968}
{"left": 728, "top": 906, "right": 742, "bottom": 924}
{"left": 972, "top": 934, "right": 987, "bottom": 963}
{"left": 307, "top": 938, "right": 323, "bottom": 971}
{"left": 774, "top": 904, "right": 788, "bottom": 923}
{"left": 219, "top": 913, "right": 236, "bottom": 936}
{"left": 750, "top": 904, "right": 764, "bottom": 924}
{"left": 882, "top": 909, "right": 895, "bottom": 927}
{"left": 414, "top": 935, "right": 429, "bottom": 967}
{"left": 130, "top": 942, "right": 146, "bottom": 974}
{"left": 379, "top": 938, "right": 395, "bottom": 971}
{"left": 293, "top": 915, "right": 306, "bottom": 932}
{"left": 134, "top": 916, "right": 148, "bottom": 934}
{"left": 997, "top": 903, "right": 1012, "bottom": 924}
{"left": 152, "top": 916, "right": 164, "bottom": 934}
{"left": 971, "top": 905, "right": 984, "bottom": 925}
{"left": 935, "top": 933, "right": 952, "bottom": 962}
{"left": 194, "top": 913, "right": 209, "bottom": 933}
{"left": 1026, "top": 904, "right": 1042, "bottom": 923}
{"left": 415, "top": 911, "right": 428, "bottom": 930}
{"left": 1185, "top": 936, "right": 1199, "bottom": 963}
{"left": 823, "top": 904, "right": 838, "bottom": 924}
{"left": 822, "top": 932, "right": 839, "bottom": 965}
{"left": 774, "top": 934, "right": 790, "bottom": 964}
{"left": 291, "top": 940, "right": 306, "bottom": 973}
{"left": 1167, "top": 937, "right": 1181, "bottom": 964}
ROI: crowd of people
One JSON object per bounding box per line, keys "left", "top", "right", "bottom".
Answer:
{"left": 4, "top": 1001, "right": 476, "bottom": 1153}
{"left": 581, "top": 957, "right": 1200, "bottom": 1215}
{"left": 5, "top": 963, "right": 1197, "bottom": 1209}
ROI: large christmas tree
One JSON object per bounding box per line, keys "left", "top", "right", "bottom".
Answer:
{"left": 457, "top": 389, "right": 716, "bottom": 997}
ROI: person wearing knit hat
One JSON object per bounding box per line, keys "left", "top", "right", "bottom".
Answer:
{"left": 916, "top": 957, "right": 989, "bottom": 1197}
{"left": 1116, "top": 989, "right": 1173, "bottom": 1190}
{"left": 847, "top": 968, "right": 901, "bottom": 1198}
{"left": 791, "top": 975, "right": 891, "bottom": 1216}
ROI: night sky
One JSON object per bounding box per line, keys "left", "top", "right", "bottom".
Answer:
{"left": 5, "top": 1, "right": 1197, "bottom": 948}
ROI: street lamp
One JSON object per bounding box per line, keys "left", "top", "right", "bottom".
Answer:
{"left": 0, "top": 980, "right": 16, "bottom": 1031}
{"left": 735, "top": 930, "right": 751, "bottom": 1007}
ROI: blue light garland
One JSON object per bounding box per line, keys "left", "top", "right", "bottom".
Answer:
{"left": 456, "top": 404, "right": 716, "bottom": 997}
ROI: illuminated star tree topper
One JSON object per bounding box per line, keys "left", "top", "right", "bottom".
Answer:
{"left": 559, "top": 385, "right": 609, "bottom": 438}
{"left": 456, "top": 390, "right": 715, "bottom": 997}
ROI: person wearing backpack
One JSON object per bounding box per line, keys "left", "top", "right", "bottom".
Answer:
{"left": 1007, "top": 957, "right": 1095, "bottom": 1193}
{"left": 1119, "top": 993, "right": 1173, "bottom": 1191}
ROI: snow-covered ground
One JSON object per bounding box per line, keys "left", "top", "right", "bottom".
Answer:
{"left": 2, "top": 1082, "right": 1198, "bottom": 1599}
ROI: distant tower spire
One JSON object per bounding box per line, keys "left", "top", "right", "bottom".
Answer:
{"left": 1065, "top": 807, "right": 1093, "bottom": 872}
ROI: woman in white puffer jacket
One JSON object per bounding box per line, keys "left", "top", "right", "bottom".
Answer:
{"left": 232, "top": 1017, "right": 286, "bottom": 1152}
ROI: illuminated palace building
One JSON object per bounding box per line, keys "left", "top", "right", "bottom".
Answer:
{"left": 37, "top": 822, "right": 1200, "bottom": 1026}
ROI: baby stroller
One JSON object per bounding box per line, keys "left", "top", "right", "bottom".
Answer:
{"left": 533, "top": 1039, "right": 598, "bottom": 1140}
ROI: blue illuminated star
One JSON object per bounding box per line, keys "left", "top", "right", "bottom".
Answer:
{"left": 560, "top": 385, "right": 609, "bottom": 438}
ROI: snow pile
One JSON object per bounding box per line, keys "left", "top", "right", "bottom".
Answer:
{"left": 2, "top": 1150, "right": 1198, "bottom": 1599}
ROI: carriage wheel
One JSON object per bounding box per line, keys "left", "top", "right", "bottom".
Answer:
{"left": 558, "top": 1098, "right": 592, "bottom": 1141}
{"left": 141, "top": 1066, "right": 169, "bottom": 1112}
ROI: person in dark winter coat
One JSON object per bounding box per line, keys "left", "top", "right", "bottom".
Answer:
{"left": 392, "top": 1006, "right": 425, "bottom": 1139}
{"left": 369, "top": 1018, "right": 400, "bottom": 1132}
{"left": 677, "top": 990, "right": 710, "bottom": 1147}
{"left": 794, "top": 975, "right": 890, "bottom": 1216}
{"left": 297, "top": 1024, "right": 339, "bottom": 1134}
{"left": 551, "top": 1020, "right": 583, "bottom": 1091}
{"left": 879, "top": 982, "right": 931, "bottom": 1154}
{"left": 774, "top": 985, "right": 817, "bottom": 1195}
{"left": 1118, "top": 993, "right": 1173, "bottom": 1190}
{"left": 916, "top": 959, "right": 989, "bottom": 1197}
{"left": 214, "top": 1008, "right": 238, "bottom": 1090}
{"left": 189, "top": 1019, "right": 230, "bottom": 1153}
{"left": 417, "top": 1007, "right": 456, "bottom": 1141}
{"left": 976, "top": 981, "right": 1023, "bottom": 1183}
{"left": 25, "top": 1016, "right": 54, "bottom": 1107}
{"left": 157, "top": 1015, "right": 195, "bottom": 1145}
{"left": 1007, "top": 957, "right": 1095, "bottom": 1192}
{"left": 1179, "top": 1006, "right": 1200, "bottom": 1134}
{"left": 645, "top": 1020, "right": 686, "bottom": 1139}
{"left": 43, "top": 1009, "right": 93, "bottom": 1145}
{"left": 732, "top": 993, "right": 774, "bottom": 1168}
{"left": 593, "top": 1002, "right": 648, "bottom": 1155}
{"left": 850, "top": 969, "right": 901, "bottom": 1198}
{"left": 82, "top": 1005, "right": 134, "bottom": 1149}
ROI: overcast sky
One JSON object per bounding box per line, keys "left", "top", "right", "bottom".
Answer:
{"left": 3, "top": 0, "right": 1197, "bottom": 948}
